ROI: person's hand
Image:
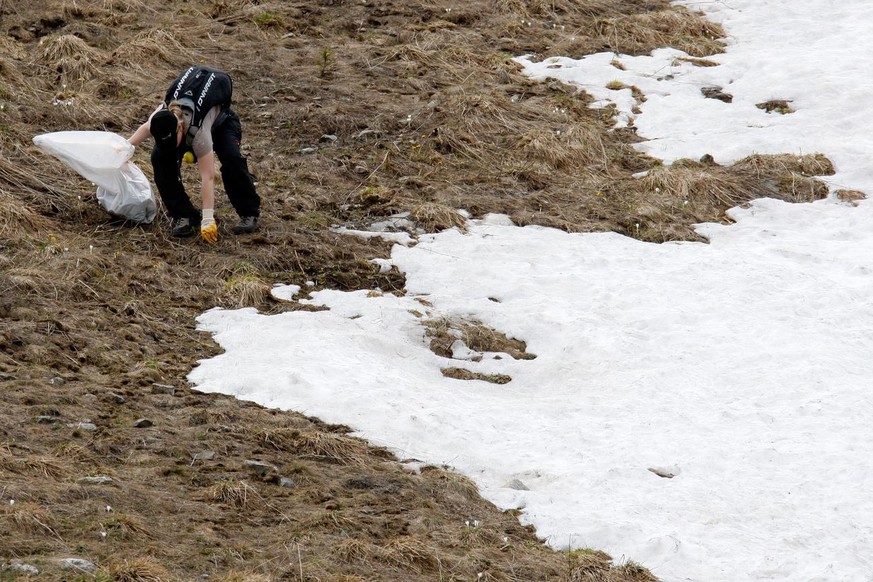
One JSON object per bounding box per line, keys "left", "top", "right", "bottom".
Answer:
{"left": 201, "top": 209, "right": 218, "bottom": 244}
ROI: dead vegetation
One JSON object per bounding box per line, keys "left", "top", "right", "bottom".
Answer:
{"left": 0, "top": 0, "right": 845, "bottom": 579}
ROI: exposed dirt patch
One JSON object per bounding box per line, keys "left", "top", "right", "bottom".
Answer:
{"left": 0, "top": 0, "right": 839, "bottom": 579}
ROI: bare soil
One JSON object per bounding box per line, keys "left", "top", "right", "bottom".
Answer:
{"left": 0, "top": 0, "right": 837, "bottom": 580}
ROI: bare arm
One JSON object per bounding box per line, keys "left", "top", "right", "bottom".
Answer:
{"left": 129, "top": 121, "right": 151, "bottom": 146}
{"left": 197, "top": 151, "right": 216, "bottom": 211}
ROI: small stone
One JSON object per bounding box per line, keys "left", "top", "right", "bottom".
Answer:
{"left": 59, "top": 558, "right": 96, "bottom": 572}
{"left": 244, "top": 460, "right": 277, "bottom": 475}
{"left": 77, "top": 475, "right": 113, "bottom": 485}
{"left": 192, "top": 450, "right": 215, "bottom": 461}
{"left": 108, "top": 392, "right": 126, "bottom": 404}
{"left": 0, "top": 372, "right": 16, "bottom": 381}
{"left": 648, "top": 466, "right": 680, "bottom": 479}
{"left": 319, "top": 134, "right": 338, "bottom": 142}
{"left": 278, "top": 477, "right": 296, "bottom": 488}
{"left": 67, "top": 422, "right": 97, "bottom": 431}
{"left": 701, "top": 86, "right": 733, "bottom": 103}
{"left": 299, "top": 147, "right": 317, "bottom": 154}
{"left": 36, "top": 416, "right": 59, "bottom": 424}
{"left": 133, "top": 418, "right": 153, "bottom": 428}
{"left": 7, "top": 562, "right": 39, "bottom": 575}
{"left": 48, "top": 376, "right": 65, "bottom": 385}
{"left": 151, "top": 383, "right": 176, "bottom": 395}
{"left": 505, "top": 479, "right": 530, "bottom": 491}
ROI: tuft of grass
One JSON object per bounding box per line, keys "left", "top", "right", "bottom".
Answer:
{"left": 336, "top": 538, "right": 388, "bottom": 564}
{"left": 1, "top": 501, "right": 59, "bottom": 537}
{"left": 442, "top": 367, "right": 512, "bottom": 384}
{"left": 203, "top": 479, "right": 260, "bottom": 509}
{"left": 756, "top": 99, "right": 794, "bottom": 114}
{"left": 593, "top": 8, "right": 726, "bottom": 57}
{"left": 110, "top": 29, "right": 188, "bottom": 70}
{"left": 410, "top": 201, "right": 467, "bottom": 232}
{"left": 424, "top": 316, "right": 536, "bottom": 361}
{"left": 258, "top": 428, "right": 368, "bottom": 465}
{"left": 0, "top": 447, "right": 66, "bottom": 479}
{"left": 38, "top": 34, "right": 101, "bottom": 86}
{"left": 835, "top": 189, "right": 866, "bottom": 206}
{"left": 103, "top": 557, "right": 172, "bottom": 582}
{"left": 382, "top": 536, "right": 440, "bottom": 571}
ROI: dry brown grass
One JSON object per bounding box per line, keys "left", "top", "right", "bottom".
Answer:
{"left": 110, "top": 29, "right": 189, "bottom": 70}
{"left": 102, "top": 512, "right": 154, "bottom": 539}
{"left": 442, "top": 367, "right": 512, "bottom": 384}
{"left": 38, "top": 33, "right": 101, "bottom": 87}
{"left": 0, "top": 447, "right": 66, "bottom": 479}
{"left": 1, "top": 501, "right": 58, "bottom": 537}
{"left": 336, "top": 538, "right": 388, "bottom": 564}
{"left": 258, "top": 428, "right": 369, "bottom": 465}
{"left": 382, "top": 536, "right": 440, "bottom": 571}
{"left": 104, "top": 558, "right": 172, "bottom": 582}
{"left": 594, "top": 8, "right": 726, "bottom": 57}
{"left": 424, "top": 316, "right": 536, "bottom": 361}
{"left": 203, "top": 479, "right": 261, "bottom": 509}
{"left": 410, "top": 201, "right": 467, "bottom": 232}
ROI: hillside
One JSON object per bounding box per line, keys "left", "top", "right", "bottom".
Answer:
{"left": 0, "top": 1, "right": 832, "bottom": 580}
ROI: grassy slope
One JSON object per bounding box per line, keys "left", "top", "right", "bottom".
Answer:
{"left": 0, "top": 0, "right": 836, "bottom": 580}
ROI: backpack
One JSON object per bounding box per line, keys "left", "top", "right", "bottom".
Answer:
{"left": 164, "top": 66, "right": 233, "bottom": 143}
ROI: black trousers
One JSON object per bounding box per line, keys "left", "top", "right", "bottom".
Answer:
{"left": 150, "top": 108, "right": 261, "bottom": 221}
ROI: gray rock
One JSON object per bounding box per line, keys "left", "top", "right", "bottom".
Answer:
{"left": 77, "top": 475, "right": 113, "bottom": 485}
{"left": 505, "top": 479, "right": 530, "bottom": 491}
{"left": 0, "top": 373, "right": 16, "bottom": 381}
{"left": 48, "top": 376, "right": 65, "bottom": 385}
{"left": 67, "top": 422, "right": 97, "bottom": 431}
{"left": 59, "top": 558, "right": 96, "bottom": 572}
{"left": 299, "top": 147, "right": 317, "bottom": 154}
{"left": 319, "top": 134, "right": 338, "bottom": 142}
{"left": 278, "top": 477, "right": 296, "bottom": 488}
{"left": 192, "top": 450, "right": 215, "bottom": 461}
{"left": 108, "top": 392, "right": 126, "bottom": 404}
{"left": 244, "top": 460, "right": 277, "bottom": 475}
{"left": 36, "top": 415, "right": 59, "bottom": 424}
{"left": 151, "top": 383, "right": 176, "bottom": 395}
{"left": 133, "top": 418, "right": 153, "bottom": 428}
{"left": 7, "top": 561, "right": 39, "bottom": 575}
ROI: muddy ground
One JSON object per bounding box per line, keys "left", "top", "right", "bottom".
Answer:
{"left": 0, "top": 0, "right": 838, "bottom": 580}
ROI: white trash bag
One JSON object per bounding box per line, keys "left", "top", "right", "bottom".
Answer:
{"left": 33, "top": 131, "right": 157, "bottom": 224}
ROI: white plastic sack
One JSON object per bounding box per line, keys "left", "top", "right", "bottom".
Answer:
{"left": 33, "top": 131, "right": 157, "bottom": 224}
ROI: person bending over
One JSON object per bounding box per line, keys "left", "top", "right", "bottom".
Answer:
{"left": 129, "top": 65, "right": 260, "bottom": 243}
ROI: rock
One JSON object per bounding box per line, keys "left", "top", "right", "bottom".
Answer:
{"left": 151, "top": 383, "right": 176, "bottom": 395}
{"left": 77, "top": 475, "right": 113, "bottom": 485}
{"left": 133, "top": 418, "right": 153, "bottom": 428}
{"left": 67, "top": 422, "right": 97, "bottom": 431}
{"left": 298, "top": 147, "right": 317, "bottom": 154}
{"left": 648, "top": 466, "right": 681, "bottom": 479}
{"left": 319, "top": 134, "right": 338, "bottom": 142}
{"left": 7, "top": 561, "right": 39, "bottom": 575}
{"left": 59, "top": 558, "right": 96, "bottom": 572}
{"left": 36, "top": 415, "right": 59, "bottom": 424}
{"left": 48, "top": 376, "right": 65, "bottom": 385}
{"left": 701, "top": 86, "right": 733, "bottom": 103}
{"left": 244, "top": 460, "right": 277, "bottom": 475}
{"left": 192, "top": 450, "right": 215, "bottom": 461}
{"left": 505, "top": 479, "right": 530, "bottom": 491}
{"left": 107, "top": 392, "right": 126, "bottom": 404}
{"left": 0, "top": 372, "right": 16, "bottom": 381}
{"left": 278, "top": 477, "right": 296, "bottom": 488}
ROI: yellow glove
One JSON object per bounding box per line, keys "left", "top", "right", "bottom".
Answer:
{"left": 201, "top": 209, "right": 218, "bottom": 244}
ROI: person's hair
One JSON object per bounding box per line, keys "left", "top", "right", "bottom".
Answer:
{"left": 167, "top": 101, "right": 186, "bottom": 128}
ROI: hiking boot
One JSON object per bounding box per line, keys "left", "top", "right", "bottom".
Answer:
{"left": 170, "top": 217, "right": 198, "bottom": 238}
{"left": 232, "top": 216, "right": 259, "bottom": 235}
